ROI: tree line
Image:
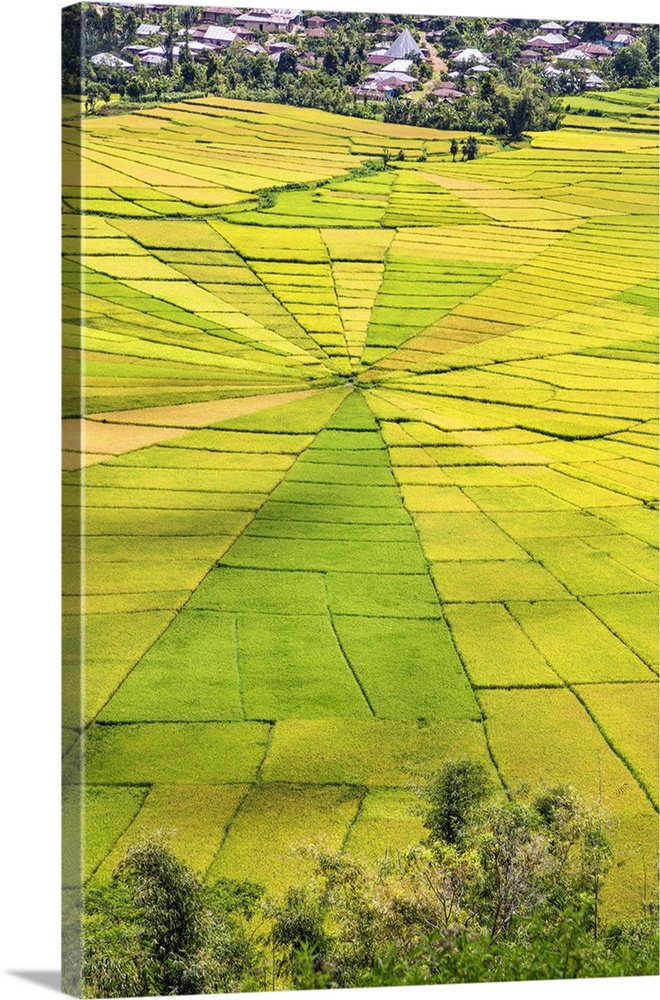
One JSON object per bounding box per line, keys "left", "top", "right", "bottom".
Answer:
{"left": 64, "top": 5, "right": 659, "bottom": 139}
{"left": 77, "top": 760, "right": 659, "bottom": 997}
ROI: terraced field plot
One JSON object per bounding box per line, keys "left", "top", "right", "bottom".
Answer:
{"left": 63, "top": 93, "right": 658, "bottom": 918}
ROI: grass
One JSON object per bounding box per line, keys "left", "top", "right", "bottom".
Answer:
{"left": 581, "top": 593, "right": 658, "bottom": 669}
{"left": 430, "top": 560, "right": 569, "bottom": 602}
{"left": 326, "top": 572, "right": 442, "bottom": 618}
{"left": 260, "top": 718, "right": 494, "bottom": 786}
{"left": 189, "top": 566, "right": 327, "bottom": 614}
{"left": 576, "top": 683, "right": 658, "bottom": 801}
{"left": 413, "top": 511, "right": 529, "bottom": 561}
{"left": 480, "top": 686, "right": 658, "bottom": 914}
{"left": 345, "top": 789, "right": 427, "bottom": 863}
{"left": 507, "top": 601, "right": 654, "bottom": 684}
{"left": 522, "top": 537, "right": 654, "bottom": 596}
{"left": 64, "top": 610, "right": 177, "bottom": 723}
{"left": 63, "top": 785, "right": 146, "bottom": 886}
{"left": 79, "top": 722, "right": 270, "bottom": 785}
{"left": 66, "top": 94, "right": 658, "bottom": 914}
{"left": 238, "top": 613, "right": 372, "bottom": 719}
{"left": 222, "top": 536, "right": 426, "bottom": 574}
{"left": 99, "top": 611, "right": 242, "bottom": 722}
{"left": 444, "top": 603, "right": 560, "bottom": 688}
{"left": 93, "top": 784, "right": 250, "bottom": 881}
{"left": 332, "top": 615, "right": 479, "bottom": 720}
{"left": 207, "top": 784, "right": 362, "bottom": 893}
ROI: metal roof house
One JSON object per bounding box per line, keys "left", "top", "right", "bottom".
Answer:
{"left": 136, "top": 24, "right": 163, "bottom": 37}
{"left": 90, "top": 52, "right": 134, "bottom": 69}
{"left": 203, "top": 25, "right": 239, "bottom": 46}
{"left": 384, "top": 28, "right": 422, "bottom": 61}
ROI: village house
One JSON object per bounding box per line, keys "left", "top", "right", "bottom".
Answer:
{"left": 543, "top": 64, "right": 563, "bottom": 80}
{"left": 585, "top": 71, "right": 605, "bottom": 89}
{"left": 91, "top": 51, "right": 134, "bottom": 69}
{"left": 232, "top": 25, "right": 257, "bottom": 40}
{"left": 201, "top": 7, "right": 242, "bottom": 25}
{"left": 140, "top": 52, "right": 167, "bottom": 65}
{"left": 136, "top": 23, "right": 163, "bottom": 38}
{"left": 578, "top": 42, "right": 611, "bottom": 58}
{"left": 383, "top": 29, "right": 423, "bottom": 61}
{"left": 450, "top": 47, "right": 490, "bottom": 66}
{"left": 520, "top": 48, "right": 544, "bottom": 63}
{"left": 432, "top": 83, "right": 465, "bottom": 102}
{"left": 539, "top": 21, "right": 566, "bottom": 34}
{"left": 365, "top": 69, "right": 417, "bottom": 92}
{"left": 234, "top": 9, "right": 297, "bottom": 33}
{"left": 605, "top": 31, "right": 635, "bottom": 48}
{"left": 367, "top": 51, "right": 393, "bottom": 67}
{"left": 525, "top": 33, "right": 572, "bottom": 54}
{"left": 305, "top": 15, "right": 326, "bottom": 29}
{"left": 203, "top": 25, "right": 238, "bottom": 47}
{"left": 188, "top": 41, "right": 215, "bottom": 56}
{"left": 268, "top": 40, "right": 296, "bottom": 54}
{"left": 558, "top": 47, "right": 590, "bottom": 62}
{"left": 350, "top": 78, "right": 393, "bottom": 101}
{"left": 381, "top": 58, "right": 414, "bottom": 74}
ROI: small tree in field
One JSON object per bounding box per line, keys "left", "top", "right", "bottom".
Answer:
{"left": 422, "top": 758, "right": 491, "bottom": 844}
{"left": 450, "top": 138, "right": 459, "bottom": 161}
{"left": 462, "top": 135, "right": 479, "bottom": 160}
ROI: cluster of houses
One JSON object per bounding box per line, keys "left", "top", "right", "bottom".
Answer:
{"left": 429, "top": 19, "right": 639, "bottom": 98}
{"left": 352, "top": 28, "right": 424, "bottom": 100}
{"left": 92, "top": 7, "right": 642, "bottom": 96}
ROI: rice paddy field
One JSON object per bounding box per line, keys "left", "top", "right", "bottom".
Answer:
{"left": 63, "top": 91, "right": 658, "bottom": 919}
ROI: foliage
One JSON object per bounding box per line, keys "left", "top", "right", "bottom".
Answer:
{"left": 440, "top": 25, "right": 465, "bottom": 56}
{"left": 462, "top": 135, "right": 480, "bottom": 159}
{"left": 82, "top": 839, "right": 263, "bottom": 998}
{"left": 611, "top": 41, "right": 655, "bottom": 87}
{"left": 422, "top": 758, "right": 491, "bottom": 843}
{"left": 65, "top": 4, "right": 573, "bottom": 134}
{"left": 581, "top": 23, "right": 608, "bottom": 44}
{"left": 80, "top": 770, "right": 658, "bottom": 995}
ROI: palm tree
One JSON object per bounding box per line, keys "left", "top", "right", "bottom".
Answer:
{"left": 180, "top": 6, "right": 201, "bottom": 61}
{"left": 163, "top": 8, "right": 176, "bottom": 75}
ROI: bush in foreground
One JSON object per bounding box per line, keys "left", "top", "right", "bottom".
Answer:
{"left": 81, "top": 765, "right": 658, "bottom": 995}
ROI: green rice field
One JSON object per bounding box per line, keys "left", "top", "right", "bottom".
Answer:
{"left": 63, "top": 92, "right": 658, "bottom": 919}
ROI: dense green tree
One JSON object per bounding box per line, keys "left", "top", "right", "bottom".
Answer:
{"left": 163, "top": 8, "right": 176, "bottom": 75}
{"left": 121, "top": 11, "right": 137, "bottom": 46}
{"left": 100, "top": 6, "right": 117, "bottom": 48}
{"left": 612, "top": 40, "right": 654, "bottom": 86}
{"left": 439, "top": 24, "right": 464, "bottom": 56}
{"left": 79, "top": 768, "right": 658, "bottom": 997}
{"left": 323, "top": 46, "right": 339, "bottom": 75}
{"left": 276, "top": 48, "right": 298, "bottom": 79}
{"left": 581, "top": 22, "right": 607, "bottom": 43}
{"left": 423, "top": 759, "right": 491, "bottom": 843}
{"left": 641, "top": 24, "right": 659, "bottom": 71}
{"left": 462, "top": 135, "right": 480, "bottom": 159}
{"left": 84, "top": 81, "right": 110, "bottom": 113}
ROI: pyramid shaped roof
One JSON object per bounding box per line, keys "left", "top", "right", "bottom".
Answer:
{"left": 385, "top": 28, "right": 421, "bottom": 60}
